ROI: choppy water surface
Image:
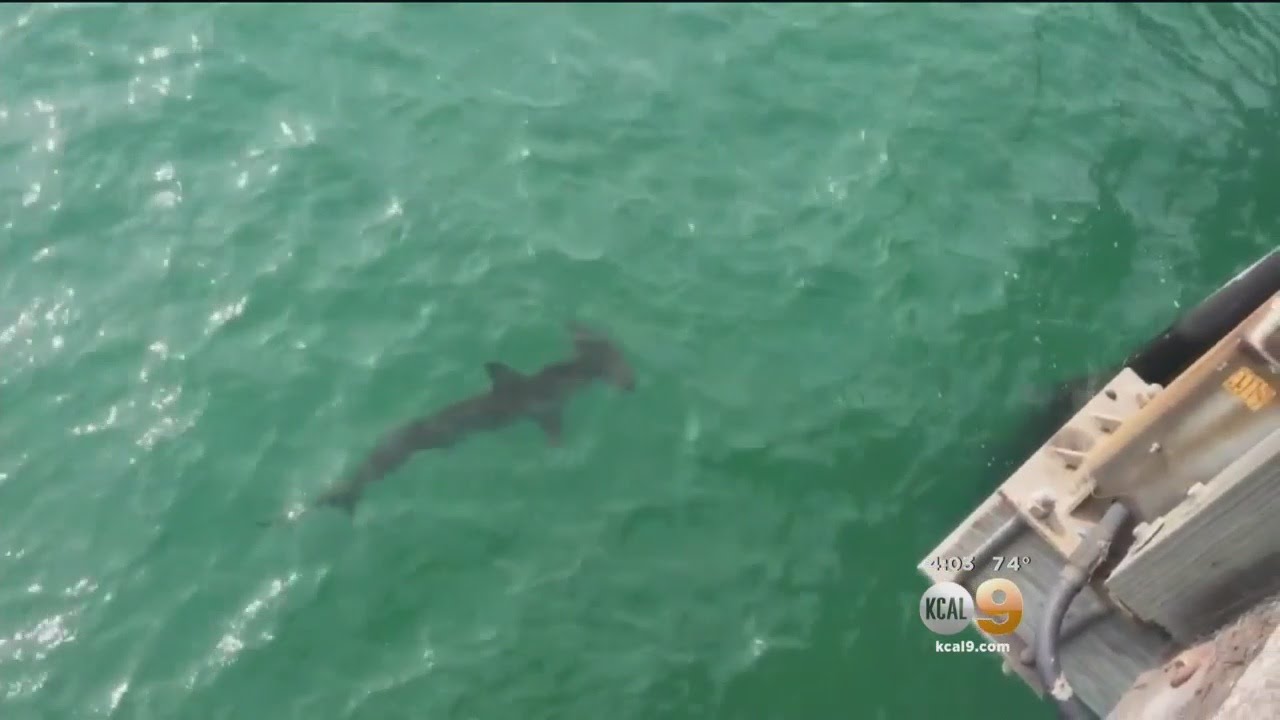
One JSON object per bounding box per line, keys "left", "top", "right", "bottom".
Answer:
{"left": 2, "top": 4, "right": 1279, "bottom": 719}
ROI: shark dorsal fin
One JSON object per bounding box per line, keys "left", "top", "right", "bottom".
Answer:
{"left": 568, "top": 321, "right": 599, "bottom": 357}
{"left": 485, "top": 362, "right": 524, "bottom": 390}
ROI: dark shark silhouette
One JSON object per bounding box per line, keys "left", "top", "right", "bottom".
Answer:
{"left": 268, "top": 322, "right": 634, "bottom": 524}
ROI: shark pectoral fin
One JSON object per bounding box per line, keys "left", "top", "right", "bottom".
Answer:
{"left": 485, "top": 361, "right": 524, "bottom": 390}
{"left": 534, "top": 410, "right": 563, "bottom": 446}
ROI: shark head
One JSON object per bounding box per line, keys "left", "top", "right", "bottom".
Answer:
{"left": 569, "top": 322, "right": 635, "bottom": 392}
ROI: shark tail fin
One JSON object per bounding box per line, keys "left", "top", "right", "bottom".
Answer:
{"left": 257, "top": 485, "right": 360, "bottom": 531}
{"left": 318, "top": 489, "right": 359, "bottom": 516}
{"left": 257, "top": 508, "right": 301, "bottom": 530}
{"left": 311, "top": 483, "right": 361, "bottom": 519}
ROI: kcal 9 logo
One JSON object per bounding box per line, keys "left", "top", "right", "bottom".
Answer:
{"left": 920, "top": 579, "right": 1024, "bottom": 636}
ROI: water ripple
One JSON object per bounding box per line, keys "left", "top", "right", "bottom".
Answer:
{"left": 2, "top": 4, "right": 1279, "bottom": 720}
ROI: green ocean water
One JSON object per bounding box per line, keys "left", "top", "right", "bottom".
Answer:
{"left": 2, "top": 3, "right": 1279, "bottom": 719}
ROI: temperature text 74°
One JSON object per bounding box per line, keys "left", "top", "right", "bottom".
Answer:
{"left": 992, "top": 556, "right": 1031, "bottom": 572}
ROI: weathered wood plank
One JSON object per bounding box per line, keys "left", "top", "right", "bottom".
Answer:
{"left": 1106, "top": 427, "right": 1280, "bottom": 644}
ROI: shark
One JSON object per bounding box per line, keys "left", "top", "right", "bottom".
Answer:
{"left": 270, "top": 322, "right": 635, "bottom": 524}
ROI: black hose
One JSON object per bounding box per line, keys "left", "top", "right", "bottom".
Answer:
{"left": 1035, "top": 502, "right": 1131, "bottom": 720}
